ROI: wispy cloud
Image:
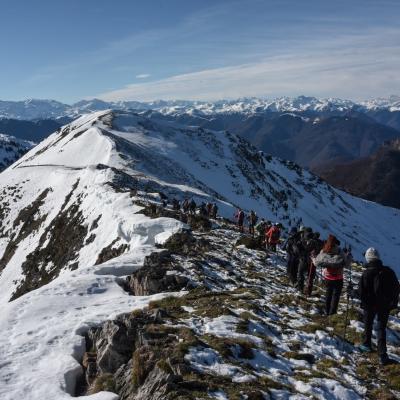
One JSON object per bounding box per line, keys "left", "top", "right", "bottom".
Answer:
{"left": 136, "top": 74, "right": 150, "bottom": 79}
{"left": 98, "top": 28, "right": 400, "bottom": 102}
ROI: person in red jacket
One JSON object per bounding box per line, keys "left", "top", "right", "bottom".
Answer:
{"left": 313, "top": 234, "right": 351, "bottom": 315}
{"left": 266, "top": 223, "right": 281, "bottom": 251}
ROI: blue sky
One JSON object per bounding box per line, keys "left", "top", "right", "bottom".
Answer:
{"left": 1, "top": 0, "right": 400, "bottom": 102}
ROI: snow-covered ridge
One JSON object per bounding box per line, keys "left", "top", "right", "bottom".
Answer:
{"left": 1, "top": 110, "right": 400, "bottom": 399}
{"left": 1, "top": 95, "right": 400, "bottom": 120}
{"left": 0, "top": 108, "right": 399, "bottom": 299}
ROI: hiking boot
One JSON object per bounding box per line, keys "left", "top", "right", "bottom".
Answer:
{"left": 358, "top": 344, "right": 372, "bottom": 353}
{"left": 380, "top": 354, "right": 397, "bottom": 366}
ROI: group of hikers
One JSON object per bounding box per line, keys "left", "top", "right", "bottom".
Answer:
{"left": 170, "top": 198, "right": 218, "bottom": 219}
{"left": 233, "top": 207, "right": 400, "bottom": 366}
{"left": 234, "top": 208, "right": 282, "bottom": 251}
{"left": 162, "top": 198, "right": 400, "bottom": 366}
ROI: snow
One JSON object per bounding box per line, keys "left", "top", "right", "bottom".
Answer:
{"left": 0, "top": 253, "right": 184, "bottom": 400}
{"left": 1, "top": 95, "right": 399, "bottom": 120}
{"left": 0, "top": 109, "right": 399, "bottom": 399}
{"left": 184, "top": 346, "right": 254, "bottom": 382}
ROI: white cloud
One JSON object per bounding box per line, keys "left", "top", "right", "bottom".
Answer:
{"left": 98, "top": 29, "right": 400, "bottom": 102}
{"left": 136, "top": 74, "right": 151, "bottom": 79}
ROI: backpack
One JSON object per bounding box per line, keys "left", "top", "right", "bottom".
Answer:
{"left": 270, "top": 227, "right": 280, "bottom": 242}
{"left": 373, "top": 267, "right": 400, "bottom": 309}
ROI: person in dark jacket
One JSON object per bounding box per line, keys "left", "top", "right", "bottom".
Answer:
{"left": 248, "top": 210, "right": 258, "bottom": 236}
{"left": 356, "top": 248, "right": 400, "bottom": 365}
{"left": 305, "top": 232, "right": 324, "bottom": 296}
{"left": 296, "top": 228, "right": 315, "bottom": 293}
{"left": 284, "top": 227, "right": 299, "bottom": 284}
{"left": 313, "top": 234, "right": 351, "bottom": 315}
{"left": 235, "top": 208, "right": 245, "bottom": 233}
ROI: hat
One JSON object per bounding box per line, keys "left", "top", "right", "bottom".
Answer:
{"left": 365, "top": 247, "right": 380, "bottom": 263}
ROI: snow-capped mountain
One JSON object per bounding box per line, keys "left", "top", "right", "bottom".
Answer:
{"left": 1, "top": 95, "right": 400, "bottom": 120}
{"left": 361, "top": 95, "right": 400, "bottom": 112}
{"left": 0, "top": 109, "right": 399, "bottom": 303}
{"left": 0, "top": 133, "right": 35, "bottom": 170}
{"left": 1, "top": 110, "right": 400, "bottom": 399}
{"left": 0, "top": 99, "right": 69, "bottom": 120}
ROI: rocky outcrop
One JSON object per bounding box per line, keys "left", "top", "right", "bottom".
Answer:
{"left": 95, "top": 238, "right": 129, "bottom": 265}
{"left": 83, "top": 309, "right": 201, "bottom": 399}
{"left": 125, "top": 250, "right": 189, "bottom": 296}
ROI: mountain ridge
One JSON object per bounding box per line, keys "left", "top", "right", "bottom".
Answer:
{"left": 1, "top": 110, "right": 400, "bottom": 399}
{"left": 1, "top": 95, "right": 400, "bottom": 120}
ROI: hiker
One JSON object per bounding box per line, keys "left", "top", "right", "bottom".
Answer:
{"left": 355, "top": 248, "right": 400, "bottom": 365}
{"left": 295, "top": 227, "right": 315, "bottom": 293}
{"left": 206, "top": 202, "right": 213, "bottom": 217}
{"left": 199, "top": 202, "right": 208, "bottom": 216}
{"left": 235, "top": 208, "right": 245, "bottom": 233}
{"left": 313, "top": 234, "right": 351, "bottom": 315}
{"left": 189, "top": 199, "right": 196, "bottom": 215}
{"left": 172, "top": 198, "right": 180, "bottom": 211}
{"left": 248, "top": 210, "right": 258, "bottom": 236}
{"left": 266, "top": 223, "right": 281, "bottom": 252}
{"left": 284, "top": 227, "right": 300, "bottom": 284}
{"left": 182, "top": 199, "right": 190, "bottom": 214}
{"left": 255, "top": 218, "right": 267, "bottom": 237}
{"left": 211, "top": 203, "right": 218, "bottom": 219}
{"left": 305, "top": 232, "right": 324, "bottom": 296}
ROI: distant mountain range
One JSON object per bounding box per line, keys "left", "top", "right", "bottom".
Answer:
{"left": 1, "top": 95, "right": 400, "bottom": 121}
{"left": 1, "top": 96, "right": 400, "bottom": 209}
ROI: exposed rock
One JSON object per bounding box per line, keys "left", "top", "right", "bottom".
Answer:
{"left": 95, "top": 238, "right": 128, "bottom": 265}
{"left": 162, "top": 229, "right": 196, "bottom": 254}
{"left": 125, "top": 250, "right": 189, "bottom": 296}
{"left": 0, "top": 188, "right": 50, "bottom": 273}
{"left": 88, "top": 316, "right": 139, "bottom": 375}
{"left": 235, "top": 235, "right": 264, "bottom": 250}
{"left": 11, "top": 196, "right": 88, "bottom": 300}
{"left": 186, "top": 214, "right": 211, "bottom": 231}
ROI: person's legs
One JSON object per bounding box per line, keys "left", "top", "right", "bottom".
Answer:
{"left": 325, "top": 280, "right": 334, "bottom": 315}
{"left": 297, "top": 258, "right": 307, "bottom": 292}
{"left": 362, "top": 306, "right": 375, "bottom": 348}
{"left": 329, "top": 280, "right": 343, "bottom": 315}
{"left": 305, "top": 262, "right": 316, "bottom": 296}
{"left": 377, "top": 309, "right": 390, "bottom": 357}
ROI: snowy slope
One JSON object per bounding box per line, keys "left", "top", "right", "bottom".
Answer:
{"left": 0, "top": 109, "right": 399, "bottom": 296}
{"left": 0, "top": 110, "right": 400, "bottom": 399}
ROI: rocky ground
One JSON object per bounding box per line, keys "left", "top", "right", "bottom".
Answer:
{"left": 79, "top": 205, "right": 400, "bottom": 400}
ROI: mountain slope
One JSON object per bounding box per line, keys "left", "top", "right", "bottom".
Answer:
{"left": 0, "top": 118, "right": 65, "bottom": 141}
{"left": 317, "top": 139, "right": 400, "bottom": 209}
{"left": 0, "top": 109, "right": 399, "bottom": 302}
{"left": 1, "top": 110, "right": 400, "bottom": 399}
{"left": 3, "top": 221, "right": 400, "bottom": 400}
{"left": 146, "top": 111, "right": 400, "bottom": 169}
{"left": 0, "top": 133, "right": 34, "bottom": 170}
